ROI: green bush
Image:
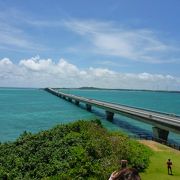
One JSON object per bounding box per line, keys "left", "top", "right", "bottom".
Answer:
{"left": 0, "top": 120, "right": 152, "bottom": 179}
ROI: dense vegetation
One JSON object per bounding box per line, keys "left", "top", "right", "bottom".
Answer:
{"left": 0, "top": 120, "right": 152, "bottom": 179}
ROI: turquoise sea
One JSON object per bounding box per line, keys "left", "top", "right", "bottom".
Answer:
{"left": 0, "top": 88, "right": 180, "bottom": 144}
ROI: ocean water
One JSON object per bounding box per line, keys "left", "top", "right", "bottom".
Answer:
{"left": 0, "top": 88, "right": 96, "bottom": 142}
{"left": 0, "top": 88, "right": 180, "bottom": 144}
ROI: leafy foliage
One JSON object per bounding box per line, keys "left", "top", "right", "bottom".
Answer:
{"left": 0, "top": 120, "right": 152, "bottom": 179}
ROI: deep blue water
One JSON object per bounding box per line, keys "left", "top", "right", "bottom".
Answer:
{"left": 0, "top": 88, "right": 180, "bottom": 144}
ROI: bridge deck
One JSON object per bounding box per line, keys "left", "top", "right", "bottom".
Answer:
{"left": 45, "top": 88, "right": 180, "bottom": 134}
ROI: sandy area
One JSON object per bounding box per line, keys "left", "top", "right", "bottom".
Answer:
{"left": 139, "top": 140, "right": 180, "bottom": 153}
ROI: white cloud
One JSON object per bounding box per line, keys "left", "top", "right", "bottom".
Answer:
{"left": 19, "top": 56, "right": 53, "bottom": 71}
{"left": 20, "top": 17, "right": 180, "bottom": 63}
{"left": 88, "top": 67, "right": 115, "bottom": 77}
{"left": 0, "top": 58, "right": 13, "bottom": 66}
{"left": 0, "top": 56, "right": 179, "bottom": 90}
{"left": 64, "top": 19, "right": 180, "bottom": 63}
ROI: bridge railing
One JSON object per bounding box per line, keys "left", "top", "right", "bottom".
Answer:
{"left": 56, "top": 88, "right": 180, "bottom": 118}
{"left": 53, "top": 88, "right": 180, "bottom": 118}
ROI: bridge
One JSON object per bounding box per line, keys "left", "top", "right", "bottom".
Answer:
{"left": 45, "top": 88, "right": 180, "bottom": 142}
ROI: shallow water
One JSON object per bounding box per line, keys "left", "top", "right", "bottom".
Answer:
{"left": 0, "top": 88, "right": 96, "bottom": 142}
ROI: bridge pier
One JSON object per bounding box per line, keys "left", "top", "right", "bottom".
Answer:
{"left": 152, "top": 127, "right": 169, "bottom": 142}
{"left": 86, "top": 104, "right": 92, "bottom": 111}
{"left": 75, "top": 100, "right": 79, "bottom": 105}
{"left": 106, "top": 111, "right": 114, "bottom": 121}
{"left": 68, "top": 97, "right": 72, "bottom": 102}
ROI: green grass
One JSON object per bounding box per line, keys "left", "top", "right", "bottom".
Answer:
{"left": 140, "top": 141, "right": 180, "bottom": 180}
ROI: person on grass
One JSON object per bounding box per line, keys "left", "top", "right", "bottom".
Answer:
{"left": 167, "top": 159, "right": 173, "bottom": 175}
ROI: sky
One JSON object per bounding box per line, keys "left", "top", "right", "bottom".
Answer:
{"left": 0, "top": 0, "right": 180, "bottom": 90}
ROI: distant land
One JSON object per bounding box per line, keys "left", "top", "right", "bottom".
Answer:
{"left": 0, "top": 86, "right": 179, "bottom": 93}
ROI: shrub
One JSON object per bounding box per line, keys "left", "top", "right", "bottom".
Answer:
{"left": 0, "top": 120, "right": 152, "bottom": 179}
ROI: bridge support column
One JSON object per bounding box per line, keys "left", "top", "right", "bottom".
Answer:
{"left": 152, "top": 127, "right": 169, "bottom": 142}
{"left": 86, "top": 104, "right": 92, "bottom": 111}
{"left": 68, "top": 97, "right": 72, "bottom": 102}
{"left": 75, "top": 100, "right": 79, "bottom": 105}
{"left": 106, "top": 111, "right": 114, "bottom": 121}
{"left": 62, "top": 96, "right": 66, "bottom": 99}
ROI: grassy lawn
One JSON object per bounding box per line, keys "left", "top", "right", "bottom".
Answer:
{"left": 140, "top": 140, "right": 180, "bottom": 180}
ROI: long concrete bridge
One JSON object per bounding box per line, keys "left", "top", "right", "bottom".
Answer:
{"left": 45, "top": 88, "right": 180, "bottom": 142}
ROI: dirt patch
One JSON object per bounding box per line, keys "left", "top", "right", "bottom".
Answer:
{"left": 139, "top": 140, "right": 180, "bottom": 154}
{"left": 139, "top": 140, "right": 163, "bottom": 151}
